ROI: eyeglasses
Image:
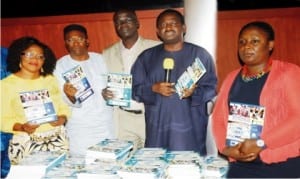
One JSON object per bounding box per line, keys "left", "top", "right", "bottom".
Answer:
{"left": 158, "top": 21, "right": 179, "bottom": 29}
{"left": 114, "top": 18, "right": 135, "bottom": 26}
{"left": 65, "top": 37, "right": 86, "bottom": 44}
{"left": 21, "top": 52, "right": 45, "bottom": 60}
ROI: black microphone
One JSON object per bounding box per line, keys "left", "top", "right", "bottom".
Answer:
{"left": 163, "top": 58, "right": 174, "bottom": 82}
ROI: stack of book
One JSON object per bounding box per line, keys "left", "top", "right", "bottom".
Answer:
{"left": 117, "top": 148, "right": 168, "bottom": 179}
{"left": 43, "top": 155, "right": 85, "bottom": 178}
{"left": 85, "top": 139, "right": 134, "bottom": 164}
{"left": 117, "top": 157, "right": 168, "bottom": 179}
{"left": 76, "top": 159, "right": 121, "bottom": 179}
{"left": 164, "top": 151, "right": 203, "bottom": 179}
{"left": 7, "top": 151, "right": 66, "bottom": 179}
{"left": 202, "top": 156, "right": 228, "bottom": 178}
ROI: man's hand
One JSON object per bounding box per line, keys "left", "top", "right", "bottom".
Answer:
{"left": 181, "top": 84, "right": 197, "bottom": 99}
{"left": 152, "top": 82, "right": 175, "bottom": 97}
{"left": 63, "top": 83, "right": 77, "bottom": 103}
{"left": 101, "top": 87, "right": 114, "bottom": 100}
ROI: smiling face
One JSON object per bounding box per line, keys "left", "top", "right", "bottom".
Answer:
{"left": 113, "top": 10, "right": 139, "bottom": 41}
{"left": 238, "top": 26, "right": 274, "bottom": 67}
{"left": 19, "top": 44, "right": 45, "bottom": 75}
{"left": 156, "top": 12, "right": 186, "bottom": 45}
{"left": 64, "top": 30, "right": 89, "bottom": 60}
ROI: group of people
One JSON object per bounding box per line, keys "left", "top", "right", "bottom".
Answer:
{"left": 1, "top": 8, "right": 300, "bottom": 178}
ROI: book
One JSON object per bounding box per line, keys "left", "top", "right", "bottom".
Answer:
{"left": 175, "top": 57, "right": 206, "bottom": 99}
{"left": 19, "top": 89, "right": 57, "bottom": 125}
{"left": 226, "top": 102, "right": 265, "bottom": 146}
{"left": 106, "top": 73, "right": 132, "bottom": 107}
{"left": 85, "top": 139, "right": 134, "bottom": 162}
{"left": 117, "top": 157, "right": 168, "bottom": 179}
{"left": 62, "top": 65, "right": 94, "bottom": 103}
{"left": 203, "top": 156, "right": 228, "bottom": 178}
{"left": 7, "top": 151, "right": 66, "bottom": 179}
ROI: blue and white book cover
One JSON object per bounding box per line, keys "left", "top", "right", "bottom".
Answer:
{"left": 106, "top": 73, "right": 132, "bottom": 107}
{"left": 62, "top": 65, "right": 94, "bottom": 103}
{"left": 226, "top": 102, "right": 265, "bottom": 146}
{"left": 19, "top": 89, "right": 57, "bottom": 125}
{"left": 175, "top": 57, "right": 206, "bottom": 99}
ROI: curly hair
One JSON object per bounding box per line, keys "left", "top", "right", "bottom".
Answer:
{"left": 6, "top": 36, "right": 57, "bottom": 76}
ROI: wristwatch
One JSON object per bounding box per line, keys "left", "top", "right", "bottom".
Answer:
{"left": 256, "top": 139, "right": 265, "bottom": 148}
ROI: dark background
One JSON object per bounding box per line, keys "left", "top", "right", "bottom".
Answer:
{"left": 2, "top": 0, "right": 300, "bottom": 18}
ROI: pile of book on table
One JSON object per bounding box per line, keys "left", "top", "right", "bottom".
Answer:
{"left": 7, "top": 151, "right": 66, "bottom": 179}
{"left": 43, "top": 139, "right": 229, "bottom": 178}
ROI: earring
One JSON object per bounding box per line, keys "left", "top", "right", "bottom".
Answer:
{"left": 41, "top": 67, "right": 44, "bottom": 73}
{"left": 19, "top": 63, "right": 22, "bottom": 69}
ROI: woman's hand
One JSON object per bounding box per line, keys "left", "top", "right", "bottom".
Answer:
{"left": 49, "top": 115, "right": 67, "bottom": 127}
{"left": 239, "top": 139, "right": 263, "bottom": 161}
{"left": 13, "top": 122, "right": 39, "bottom": 134}
{"left": 222, "top": 143, "right": 256, "bottom": 162}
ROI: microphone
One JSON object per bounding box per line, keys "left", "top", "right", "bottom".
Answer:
{"left": 163, "top": 58, "right": 174, "bottom": 82}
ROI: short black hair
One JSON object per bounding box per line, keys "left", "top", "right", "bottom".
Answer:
{"left": 239, "top": 21, "right": 275, "bottom": 41}
{"left": 63, "top": 24, "right": 88, "bottom": 39}
{"left": 156, "top": 9, "right": 185, "bottom": 28}
{"left": 113, "top": 9, "right": 138, "bottom": 22}
{"left": 7, "top": 36, "right": 57, "bottom": 76}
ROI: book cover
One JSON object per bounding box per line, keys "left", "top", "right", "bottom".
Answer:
{"left": 106, "top": 73, "right": 132, "bottom": 107}
{"left": 62, "top": 65, "right": 94, "bottom": 103}
{"left": 175, "top": 57, "right": 206, "bottom": 99}
{"left": 85, "top": 139, "right": 134, "bottom": 161}
{"left": 19, "top": 89, "right": 57, "bottom": 125}
{"left": 226, "top": 102, "right": 265, "bottom": 146}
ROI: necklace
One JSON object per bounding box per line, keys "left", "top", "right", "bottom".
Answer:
{"left": 241, "top": 59, "right": 272, "bottom": 82}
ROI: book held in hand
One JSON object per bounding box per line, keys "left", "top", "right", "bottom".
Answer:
{"left": 226, "top": 102, "right": 265, "bottom": 146}
{"left": 62, "top": 65, "right": 94, "bottom": 103}
{"left": 175, "top": 57, "right": 206, "bottom": 99}
{"left": 19, "top": 89, "right": 57, "bottom": 125}
{"left": 106, "top": 73, "right": 132, "bottom": 107}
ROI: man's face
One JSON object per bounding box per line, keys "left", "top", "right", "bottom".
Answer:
{"left": 113, "top": 11, "right": 139, "bottom": 40}
{"left": 156, "top": 13, "right": 186, "bottom": 45}
{"left": 64, "top": 30, "right": 89, "bottom": 57}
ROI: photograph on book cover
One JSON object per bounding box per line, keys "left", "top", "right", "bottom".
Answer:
{"left": 19, "top": 89, "right": 57, "bottom": 124}
{"left": 62, "top": 65, "right": 94, "bottom": 103}
{"left": 226, "top": 102, "right": 265, "bottom": 146}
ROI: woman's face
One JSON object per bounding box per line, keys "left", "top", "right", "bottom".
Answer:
{"left": 238, "top": 27, "right": 274, "bottom": 66}
{"left": 20, "top": 44, "right": 45, "bottom": 74}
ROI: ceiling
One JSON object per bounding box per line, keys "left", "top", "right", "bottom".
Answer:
{"left": 2, "top": 0, "right": 300, "bottom": 18}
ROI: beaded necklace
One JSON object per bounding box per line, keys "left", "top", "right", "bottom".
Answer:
{"left": 241, "top": 59, "right": 272, "bottom": 82}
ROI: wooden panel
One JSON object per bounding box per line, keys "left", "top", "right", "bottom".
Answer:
{"left": 1, "top": 8, "right": 300, "bottom": 90}
{"left": 216, "top": 8, "right": 300, "bottom": 90}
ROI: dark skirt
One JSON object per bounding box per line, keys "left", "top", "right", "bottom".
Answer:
{"left": 226, "top": 156, "right": 300, "bottom": 178}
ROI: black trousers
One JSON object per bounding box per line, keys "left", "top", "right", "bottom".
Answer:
{"left": 226, "top": 156, "right": 300, "bottom": 178}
